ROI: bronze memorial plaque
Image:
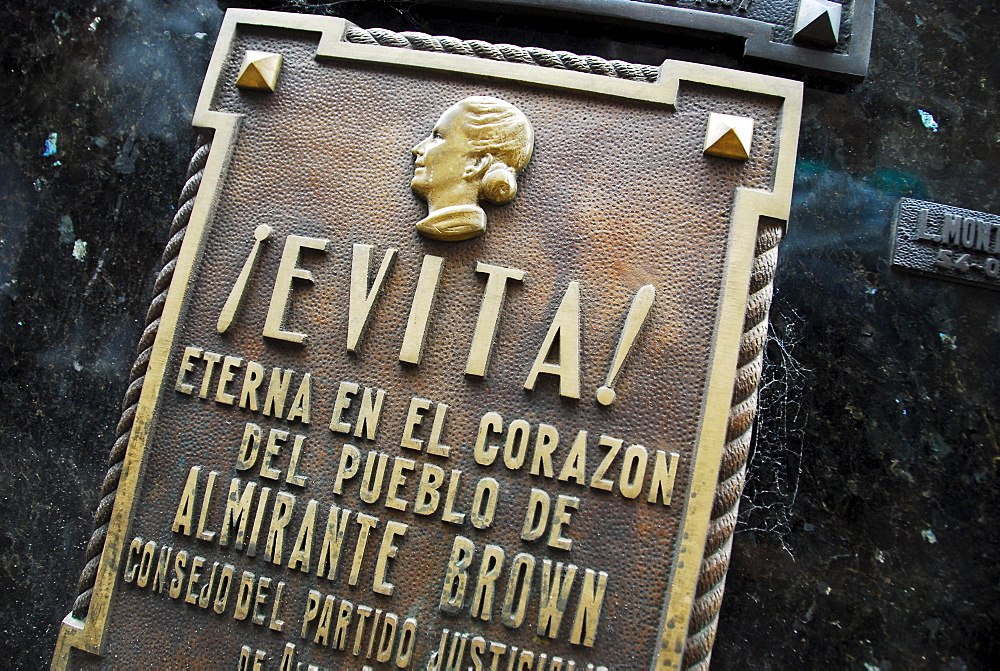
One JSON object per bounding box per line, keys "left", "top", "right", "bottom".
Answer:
{"left": 54, "top": 9, "right": 800, "bottom": 669}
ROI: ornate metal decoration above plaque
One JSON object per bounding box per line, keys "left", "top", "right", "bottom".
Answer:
{"left": 53, "top": 9, "right": 800, "bottom": 669}
{"left": 892, "top": 198, "right": 1000, "bottom": 291}
{"left": 446, "top": 0, "right": 874, "bottom": 79}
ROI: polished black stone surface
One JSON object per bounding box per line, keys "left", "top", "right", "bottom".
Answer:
{"left": 1, "top": 0, "right": 997, "bottom": 668}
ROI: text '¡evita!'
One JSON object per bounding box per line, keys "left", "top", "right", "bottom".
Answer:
{"left": 216, "top": 233, "right": 656, "bottom": 405}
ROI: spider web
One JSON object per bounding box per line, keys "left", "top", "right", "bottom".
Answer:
{"left": 737, "top": 292, "right": 809, "bottom": 556}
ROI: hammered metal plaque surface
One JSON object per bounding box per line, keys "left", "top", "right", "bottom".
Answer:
{"left": 454, "top": 0, "right": 874, "bottom": 78}
{"left": 54, "top": 9, "right": 800, "bottom": 669}
{"left": 892, "top": 198, "right": 1000, "bottom": 291}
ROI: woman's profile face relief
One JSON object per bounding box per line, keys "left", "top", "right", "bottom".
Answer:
{"left": 410, "top": 103, "right": 474, "bottom": 199}
{"left": 409, "top": 96, "right": 532, "bottom": 241}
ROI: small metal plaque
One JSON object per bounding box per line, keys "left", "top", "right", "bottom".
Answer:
{"left": 455, "top": 0, "right": 874, "bottom": 79}
{"left": 54, "top": 9, "right": 800, "bottom": 669}
{"left": 892, "top": 198, "right": 1000, "bottom": 291}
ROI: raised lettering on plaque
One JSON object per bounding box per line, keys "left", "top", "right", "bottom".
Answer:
{"left": 53, "top": 9, "right": 801, "bottom": 670}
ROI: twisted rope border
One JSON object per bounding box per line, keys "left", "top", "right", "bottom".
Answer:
{"left": 684, "top": 221, "right": 782, "bottom": 669}
{"left": 344, "top": 26, "right": 661, "bottom": 82}
{"left": 70, "top": 27, "right": 782, "bottom": 671}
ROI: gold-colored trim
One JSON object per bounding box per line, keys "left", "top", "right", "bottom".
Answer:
{"left": 53, "top": 9, "right": 801, "bottom": 669}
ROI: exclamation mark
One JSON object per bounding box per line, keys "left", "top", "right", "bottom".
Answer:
{"left": 217, "top": 224, "right": 272, "bottom": 333}
{"left": 596, "top": 284, "right": 655, "bottom": 406}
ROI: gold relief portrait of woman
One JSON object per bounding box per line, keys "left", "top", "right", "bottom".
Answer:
{"left": 410, "top": 96, "right": 534, "bottom": 241}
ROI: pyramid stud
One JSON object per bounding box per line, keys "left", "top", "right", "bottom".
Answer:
{"left": 236, "top": 50, "right": 283, "bottom": 92}
{"left": 703, "top": 113, "right": 754, "bottom": 161}
{"left": 792, "top": 0, "right": 843, "bottom": 48}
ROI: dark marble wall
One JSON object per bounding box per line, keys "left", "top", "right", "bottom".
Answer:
{"left": 0, "top": 1, "right": 222, "bottom": 665}
{"left": 0, "top": 0, "right": 996, "bottom": 668}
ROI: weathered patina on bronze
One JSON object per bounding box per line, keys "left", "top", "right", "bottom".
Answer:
{"left": 892, "top": 198, "right": 1000, "bottom": 291}
{"left": 53, "top": 9, "right": 800, "bottom": 669}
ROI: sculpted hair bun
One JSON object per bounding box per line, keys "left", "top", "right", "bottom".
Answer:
{"left": 480, "top": 163, "right": 518, "bottom": 204}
